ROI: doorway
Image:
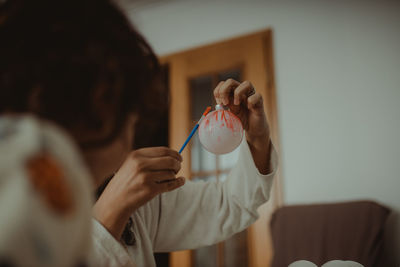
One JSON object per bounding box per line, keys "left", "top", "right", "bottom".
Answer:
{"left": 161, "top": 29, "right": 282, "bottom": 267}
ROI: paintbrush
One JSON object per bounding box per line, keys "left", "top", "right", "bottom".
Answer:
{"left": 178, "top": 106, "right": 212, "bottom": 154}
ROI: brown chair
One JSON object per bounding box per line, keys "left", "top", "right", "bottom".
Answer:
{"left": 270, "top": 200, "right": 390, "bottom": 267}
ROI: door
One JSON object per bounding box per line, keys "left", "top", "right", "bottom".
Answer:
{"left": 161, "top": 29, "right": 282, "bottom": 267}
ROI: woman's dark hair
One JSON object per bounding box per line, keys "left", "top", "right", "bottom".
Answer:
{"left": 0, "top": 0, "right": 162, "bottom": 148}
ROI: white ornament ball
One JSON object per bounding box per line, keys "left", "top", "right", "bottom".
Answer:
{"left": 199, "top": 105, "right": 243, "bottom": 155}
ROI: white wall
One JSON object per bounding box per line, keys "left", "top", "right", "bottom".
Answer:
{"left": 124, "top": 0, "right": 400, "bottom": 262}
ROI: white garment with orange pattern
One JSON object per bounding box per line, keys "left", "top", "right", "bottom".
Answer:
{"left": 0, "top": 116, "right": 93, "bottom": 267}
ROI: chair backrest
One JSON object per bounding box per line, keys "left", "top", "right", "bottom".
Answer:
{"left": 270, "top": 200, "right": 390, "bottom": 267}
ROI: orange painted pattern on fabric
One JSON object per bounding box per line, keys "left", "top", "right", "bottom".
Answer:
{"left": 26, "top": 154, "right": 74, "bottom": 215}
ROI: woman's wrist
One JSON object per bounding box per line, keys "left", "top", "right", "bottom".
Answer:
{"left": 93, "top": 191, "right": 133, "bottom": 241}
{"left": 246, "top": 132, "right": 272, "bottom": 175}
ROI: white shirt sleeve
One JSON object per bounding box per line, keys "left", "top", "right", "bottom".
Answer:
{"left": 88, "top": 219, "right": 137, "bottom": 267}
{"left": 152, "top": 139, "right": 278, "bottom": 252}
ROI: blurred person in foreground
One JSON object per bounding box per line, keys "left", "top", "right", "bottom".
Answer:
{"left": 0, "top": 0, "right": 277, "bottom": 266}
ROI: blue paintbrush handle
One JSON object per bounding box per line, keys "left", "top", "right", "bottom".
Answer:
{"left": 179, "top": 124, "right": 199, "bottom": 154}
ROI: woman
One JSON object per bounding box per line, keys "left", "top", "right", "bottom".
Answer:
{"left": 0, "top": 0, "right": 277, "bottom": 266}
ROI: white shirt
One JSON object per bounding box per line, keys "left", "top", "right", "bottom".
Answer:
{"left": 90, "top": 139, "right": 278, "bottom": 267}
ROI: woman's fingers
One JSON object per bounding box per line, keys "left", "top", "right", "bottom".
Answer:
{"left": 213, "top": 81, "right": 224, "bottom": 105}
{"left": 143, "top": 156, "right": 181, "bottom": 173}
{"left": 152, "top": 176, "right": 185, "bottom": 193}
{"left": 134, "top": 147, "right": 182, "bottom": 162}
{"left": 141, "top": 168, "right": 186, "bottom": 193}
{"left": 247, "top": 92, "right": 264, "bottom": 111}
{"left": 234, "top": 81, "right": 255, "bottom": 105}
{"left": 150, "top": 171, "right": 177, "bottom": 183}
{"left": 214, "top": 79, "right": 257, "bottom": 106}
{"left": 215, "top": 79, "right": 240, "bottom": 105}
{"left": 163, "top": 177, "right": 186, "bottom": 192}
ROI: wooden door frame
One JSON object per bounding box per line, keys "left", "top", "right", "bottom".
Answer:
{"left": 160, "top": 29, "right": 283, "bottom": 267}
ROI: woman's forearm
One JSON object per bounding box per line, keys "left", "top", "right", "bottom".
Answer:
{"left": 93, "top": 192, "right": 132, "bottom": 240}
{"left": 246, "top": 133, "right": 272, "bottom": 175}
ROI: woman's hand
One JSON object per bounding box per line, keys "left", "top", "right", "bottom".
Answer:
{"left": 214, "top": 79, "right": 272, "bottom": 174}
{"left": 93, "top": 147, "right": 185, "bottom": 240}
